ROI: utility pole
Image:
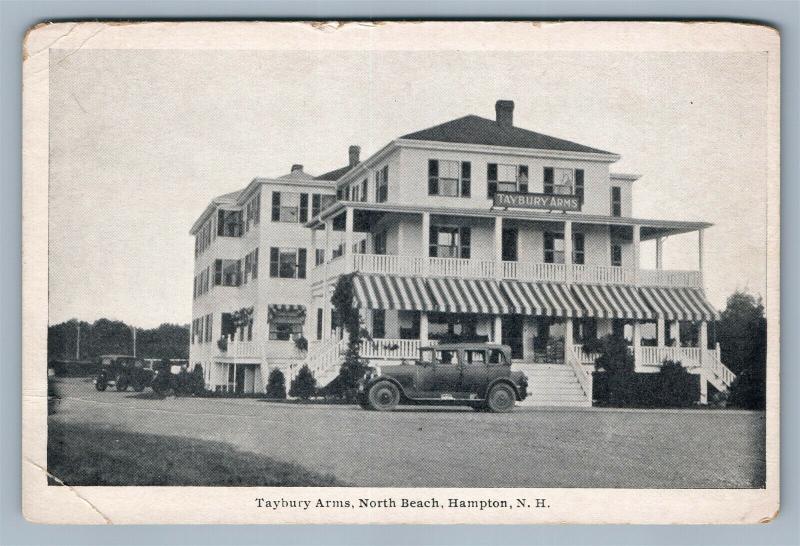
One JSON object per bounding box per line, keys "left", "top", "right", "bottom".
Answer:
{"left": 132, "top": 326, "right": 137, "bottom": 358}
{"left": 75, "top": 322, "right": 80, "bottom": 360}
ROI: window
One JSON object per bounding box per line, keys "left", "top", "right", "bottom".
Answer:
{"left": 429, "top": 226, "right": 471, "bottom": 259}
{"left": 269, "top": 247, "right": 307, "bottom": 279}
{"left": 611, "top": 186, "right": 622, "bottom": 216}
{"left": 217, "top": 210, "right": 242, "bottom": 237}
{"left": 269, "top": 321, "right": 303, "bottom": 341}
{"left": 375, "top": 165, "right": 389, "bottom": 203}
{"left": 373, "top": 231, "right": 387, "bottom": 255}
{"left": 316, "top": 308, "right": 323, "bottom": 340}
{"left": 435, "top": 349, "right": 458, "bottom": 365}
{"left": 311, "top": 194, "right": 321, "bottom": 217}
{"left": 544, "top": 167, "right": 579, "bottom": 195}
{"left": 428, "top": 160, "right": 471, "bottom": 197}
{"left": 372, "top": 309, "right": 386, "bottom": 338}
{"left": 464, "top": 350, "right": 486, "bottom": 365}
{"left": 611, "top": 243, "right": 622, "bottom": 266}
{"left": 214, "top": 259, "right": 241, "bottom": 286}
{"left": 272, "top": 192, "right": 307, "bottom": 223}
{"left": 640, "top": 321, "right": 657, "bottom": 347}
{"left": 315, "top": 248, "right": 325, "bottom": 266}
{"left": 573, "top": 318, "right": 597, "bottom": 344}
{"left": 488, "top": 349, "right": 506, "bottom": 365}
{"left": 429, "top": 313, "right": 479, "bottom": 341}
{"left": 487, "top": 164, "right": 528, "bottom": 197}
{"left": 544, "top": 232, "right": 584, "bottom": 264}
{"left": 398, "top": 311, "right": 420, "bottom": 340}
{"left": 351, "top": 183, "right": 360, "bottom": 202}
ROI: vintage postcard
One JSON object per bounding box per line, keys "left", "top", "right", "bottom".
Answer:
{"left": 22, "top": 21, "right": 779, "bottom": 524}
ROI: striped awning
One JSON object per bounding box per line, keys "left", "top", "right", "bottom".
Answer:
{"left": 268, "top": 304, "right": 306, "bottom": 320}
{"left": 352, "top": 274, "right": 436, "bottom": 311}
{"left": 639, "top": 286, "right": 719, "bottom": 321}
{"left": 427, "top": 277, "right": 512, "bottom": 315}
{"left": 501, "top": 281, "right": 583, "bottom": 317}
{"left": 571, "top": 284, "right": 655, "bottom": 320}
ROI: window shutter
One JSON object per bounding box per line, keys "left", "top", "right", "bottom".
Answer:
{"left": 487, "top": 163, "right": 498, "bottom": 198}
{"left": 518, "top": 165, "right": 529, "bottom": 193}
{"left": 543, "top": 167, "right": 554, "bottom": 194}
{"left": 312, "top": 194, "right": 321, "bottom": 217}
{"left": 428, "top": 160, "right": 439, "bottom": 196}
{"left": 460, "top": 227, "right": 471, "bottom": 259}
{"left": 575, "top": 169, "right": 585, "bottom": 201}
{"left": 297, "top": 248, "right": 307, "bottom": 279}
{"left": 217, "top": 210, "right": 225, "bottom": 236}
{"left": 428, "top": 225, "right": 437, "bottom": 258}
{"left": 269, "top": 247, "right": 279, "bottom": 277}
{"left": 271, "top": 192, "right": 281, "bottom": 221}
{"left": 299, "top": 193, "right": 309, "bottom": 222}
{"left": 361, "top": 179, "right": 368, "bottom": 201}
{"left": 214, "top": 259, "right": 222, "bottom": 285}
{"left": 252, "top": 248, "right": 259, "bottom": 279}
{"left": 461, "top": 162, "right": 471, "bottom": 197}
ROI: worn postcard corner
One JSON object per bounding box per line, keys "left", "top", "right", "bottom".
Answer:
{"left": 22, "top": 20, "right": 779, "bottom": 525}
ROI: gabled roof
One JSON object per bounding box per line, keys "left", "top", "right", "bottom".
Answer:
{"left": 277, "top": 169, "right": 315, "bottom": 181}
{"left": 315, "top": 165, "right": 352, "bottom": 181}
{"left": 400, "top": 115, "right": 614, "bottom": 155}
{"left": 212, "top": 190, "right": 241, "bottom": 202}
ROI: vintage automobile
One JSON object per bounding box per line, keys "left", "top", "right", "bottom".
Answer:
{"left": 357, "top": 343, "right": 528, "bottom": 412}
{"left": 94, "top": 354, "right": 152, "bottom": 392}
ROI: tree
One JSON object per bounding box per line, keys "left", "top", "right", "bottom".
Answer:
{"left": 289, "top": 365, "right": 317, "bottom": 400}
{"left": 265, "top": 368, "right": 287, "bottom": 399}
{"left": 718, "top": 291, "right": 767, "bottom": 410}
{"left": 189, "top": 364, "right": 206, "bottom": 395}
{"left": 585, "top": 335, "right": 636, "bottom": 406}
{"left": 330, "top": 273, "right": 368, "bottom": 398}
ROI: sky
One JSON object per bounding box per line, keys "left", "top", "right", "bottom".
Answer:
{"left": 48, "top": 49, "right": 769, "bottom": 328}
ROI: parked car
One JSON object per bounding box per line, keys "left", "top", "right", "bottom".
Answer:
{"left": 94, "top": 355, "right": 152, "bottom": 392}
{"left": 357, "top": 343, "right": 528, "bottom": 412}
{"left": 150, "top": 359, "right": 193, "bottom": 397}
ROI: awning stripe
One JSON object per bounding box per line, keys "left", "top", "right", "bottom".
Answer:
{"left": 426, "top": 277, "right": 510, "bottom": 314}
{"left": 639, "top": 286, "right": 718, "bottom": 321}
{"left": 500, "top": 281, "right": 581, "bottom": 317}
{"left": 268, "top": 304, "right": 306, "bottom": 320}
{"left": 571, "top": 284, "right": 653, "bottom": 320}
{"left": 352, "top": 274, "right": 437, "bottom": 311}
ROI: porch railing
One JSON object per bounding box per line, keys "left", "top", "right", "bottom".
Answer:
{"left": 565, "top": 345, "right": 593, "bottom": 398}
{"left": 429, "top": 257, "right": 495, "bottom": 278}
{"left": 360, "top": 338, "right": 438, "bottom": 360}
{"left": 224, "top": 340, "right": 260, "bottom": 358}
{"left": 572, "top": 264, "right": 635, "bottom": 285}
{"left": 502, "top": 261, "right": 566, "bottom": 282}
{"left": 353, "top": 253, "right": 426, "bottom": 276}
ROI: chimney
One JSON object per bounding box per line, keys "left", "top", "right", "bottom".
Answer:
{"left": 291, "top": 164, "right": 303, "bottom": 173}
{"left": 495, "top": 100, "right": 514, "bottom": 127}
{"left": 348, "top": 145, "right": 361, "bottom": 167}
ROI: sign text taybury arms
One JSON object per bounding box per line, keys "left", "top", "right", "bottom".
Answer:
{"left": 493, "top": 192, "right": 582, "bottom": 212}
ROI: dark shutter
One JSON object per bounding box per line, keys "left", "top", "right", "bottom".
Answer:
{"left": 214, "top": 259, "right": 222, "bottom": 285}
{"left": 217, "top": 210, "right": 225, "bottom": 235}
{"left": 271, "top": 192, "right": 280, "bottom": 221}
{"left": 299, "top": 193, "right": 309, "bottom": 222}
{"left": 575, "top": 169, "right": 585, "bottom": 201}
{"left": 297, "top": 248, "right": 307, "bottom": 279}
{"left": 518, "top": 165, "right": 529, "bottom": 193}
{"left": 460, "top": 227, "right": 471, "bottom": 259}
{"left": 428, "top": 160, "right": 439, "bottom": 195}
{"left": 316, "top": 308, "right": 323, "bottom": 340}
{"left": 312, "top": 193, "right": 321, "bottom": 217}
{"left": 544, "top": 233, "right": 553, "bottom": 263}
{"left": 543, "top": 167, "right": 554, "bottom": 194}
{"left": 487, "top": 163, "right": 498, "bottom": 198}
{"left": 361, "top": 179, "right": 368, "bottom": 201}
{"left": 428, "top": 225, "right": 437, "bottom": 258}
{"left": 269, "top": 247, "right": 279, "bottom": 277}
{"left": 573, "top": 233, "right": 585, "bottom": 265}
{"left": 461, "top": 162, "right": 471, "bottom": 197}
{"left": 252, "top": 248, "right": 259, "bottom": 279}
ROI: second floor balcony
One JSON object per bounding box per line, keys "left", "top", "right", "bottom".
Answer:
{"left": 311, "top": 252, "right": 704, "bottom": 288}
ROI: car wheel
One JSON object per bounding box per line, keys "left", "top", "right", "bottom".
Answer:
{"left": 486, "top": 383, "right": 516, "bottom": 413}
{"left": 95, "top": 377, "right": 107, "bottom": 391}
{"left": 132, "top": 381, "right": 145, "bottom": 392}
{"left": 367, "top": 380, "right": 400, "bottom": 411}
{"left": 115, "top": 374, "right": 129, "bottom": 391}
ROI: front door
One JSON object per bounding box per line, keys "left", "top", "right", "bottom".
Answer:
{"left": 502, "top": 228, "right": 518, "bottom": 262}
{"left": 502, "top": 315, "right": 524, "bottom": 360}
{"left": 235, "top": 365, "right": 246, "bottom": 394}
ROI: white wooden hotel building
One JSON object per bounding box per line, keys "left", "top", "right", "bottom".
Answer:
{"left": 189, "top": 100, "right": 735, "bottom": 406}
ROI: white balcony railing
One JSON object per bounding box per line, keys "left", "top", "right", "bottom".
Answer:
{"left": 310, "top": 253, "right": 703, "bottom": 288}
{"left": 224, "top": 339, "right": 260, "bottom": 359}
{"left": 360, "top": 338, "right": 438, "bottom": 360}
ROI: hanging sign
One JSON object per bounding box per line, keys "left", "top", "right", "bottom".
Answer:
{"left": 493, "top": 192, "right": 582, "bottom": 212}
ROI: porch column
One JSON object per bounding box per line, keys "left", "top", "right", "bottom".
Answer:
{"left": 699, "top": 321, "right": 708, "bottom": 365}
{"left": 672, "top": 320, "right": 681, "bottom": 347}
{"left": 494, "top": 216, "right": 503, "bottom": 279}
{"left": 564, "top": 220, "right": 573, "bottom": 282}
{"left": 632, "top": 224, "right": 641, "bottom": 284}
{"left": 420, "top": 312, "right": 429, "bottom": 342}
{"left": 344, "top": 207, "right": 354, "bottom": 269}
{"left": 493, "top": 316, "right": 503, "bottom": 344}
{"left": 322, "top": 221, "right": 332, "bottom": 340}
{"left": 657, "top": 317, "right": 666, "bottom": 347}
{"left": 699, "top": 371, "right": 708, "bottom": 405}
{"left": 564, "top": 318, "right": 574, "bottom": 356}
{"left": 632, "top": 321, "right": 642, "bottom": 370}
{"left": 421, "top": 211, "right": 430, "bottom": 275}
{"left": 655, "top": 237, "right": 663, "bottom": 270}
{"left": 698, "top": 228, "right": 705, "bottom": 274}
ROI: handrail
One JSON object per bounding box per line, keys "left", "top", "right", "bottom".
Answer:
{"left": 566, "top": 345, "right": 592, "bottom": 397}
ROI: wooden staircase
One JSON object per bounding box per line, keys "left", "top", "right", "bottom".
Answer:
{"left": 515, "top": 362, "right": 592, "bottom": 407}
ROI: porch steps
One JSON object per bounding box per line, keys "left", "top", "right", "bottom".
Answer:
{"left": 515, "top": 363, "right": 592, "bottom": 407}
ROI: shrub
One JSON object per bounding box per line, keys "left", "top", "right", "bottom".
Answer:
{"left": 592, "top": 335, "right": 636, "bottom": 406}
{"left": 727, "top": 367, "right": 765, "bottom": 410}
{"left": 294, "top": 336, "right": 309, "bottom": 353}
{"left": 654, "top": 360, "right": 695, "bottom": 407}
{"left": 217, "top": 336, "right": 228, "bottom": 352}
{"left": 289, "top": 365, "right": 317, "bottom": 400}
{"left": 330, "top": 273, "right": 368, "bottom": 399}
{"left": 189, "top": 364, "right": 206, "bottom": 395}
{"left": 265, "top": 368, "right": 287, "bottom": 399}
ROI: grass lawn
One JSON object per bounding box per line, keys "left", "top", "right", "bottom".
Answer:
{"left": 47, "top": 421, "right": 344, "bottom": 486}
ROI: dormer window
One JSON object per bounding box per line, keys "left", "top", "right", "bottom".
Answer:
{"left": 487, "top": 164, "right": 528, "bottom": 197}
